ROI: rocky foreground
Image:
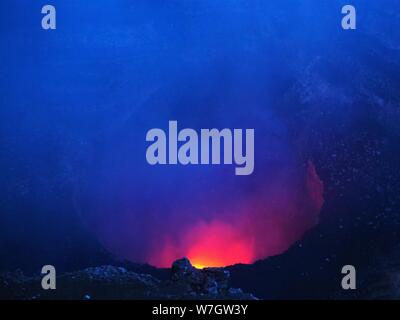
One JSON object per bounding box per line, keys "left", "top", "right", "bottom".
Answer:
{"left": 0, "top": 258, "right": 257, "bottom": 300}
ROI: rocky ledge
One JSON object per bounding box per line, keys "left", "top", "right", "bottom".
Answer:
{"left": 0, "top": 258, "right": 257, "bottom": 300}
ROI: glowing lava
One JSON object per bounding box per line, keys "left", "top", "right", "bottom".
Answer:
{"left": 147, "top": 161, "right": 324, "bottom": 268}
{"left": 186, "top": 220, "right": 254, "bottom": 268}
{"left": 148, "top": 220, "right": 255, "bottom": 268}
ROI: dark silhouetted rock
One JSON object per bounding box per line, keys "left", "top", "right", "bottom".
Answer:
{"left": 163, "top": 257, "right": 246, "bottom": 299}
{"left": 0, "top": 259, "right": 257, "bottom": 300}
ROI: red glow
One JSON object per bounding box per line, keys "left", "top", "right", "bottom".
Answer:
{"left": 148, "top": 220, "right": 254, "bottom": 268}
{"left": 148, "top": 160, "right": 324, "bottom": 269}
{"left": 186, "top": 221, "right": 254, "bottom": 268}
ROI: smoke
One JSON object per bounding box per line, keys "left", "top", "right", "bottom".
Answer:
{"left": 1, "top": 0, "right": 354, "bottom": 270}
{"left": 144, "top": 161, "right": 323, "bottom": 268}
{"left": 67, "top": 0, "right": 331, "bottom": 268}
{"left": 80, "top": 117, "right": 325, "bottom": 268}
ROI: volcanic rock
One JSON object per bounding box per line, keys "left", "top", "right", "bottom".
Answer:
{"left": 0, "top": 258, "right": 257, "bottom": 300}
{"left": 165, "top": 257, "right": 239, "bottom": 298}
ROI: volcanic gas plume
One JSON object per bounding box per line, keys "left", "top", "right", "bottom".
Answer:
{"left": 147, "top": 161, "right": 324, "bottom": 268}
{"left": 80, "top": 143, "right": 324, "bottom": 269}
{"left": 66, "top": 0, "right": 326, "bottom": 268}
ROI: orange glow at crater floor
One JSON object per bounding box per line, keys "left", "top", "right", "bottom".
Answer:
{"left": 186, "top": 221, "right": 255, "bottom": 268}
{"left": 148, "top": 161, "right": 324, "bottom": 268}
{"left": 149, "top": 220, "right": 255, "bottom": 269}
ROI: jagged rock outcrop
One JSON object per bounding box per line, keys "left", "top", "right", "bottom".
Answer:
{"left": 163, "top": 258, "right": 256, "bottom": 299}
{"left": 0, "top": 258, "right": 257, "bottom": 300}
